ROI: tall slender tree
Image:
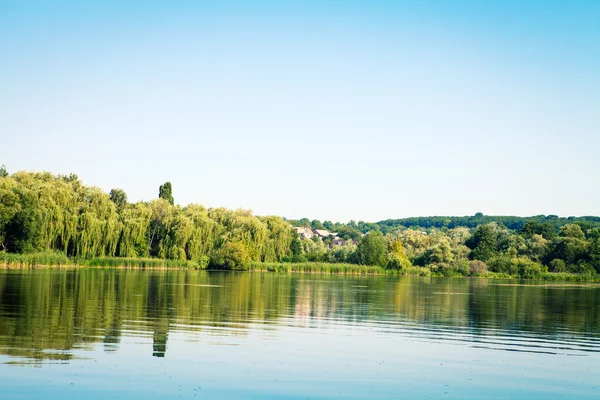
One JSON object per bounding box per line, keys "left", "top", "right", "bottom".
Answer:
{"left": 159, "top": 182, "right": 174, "bottom": 205}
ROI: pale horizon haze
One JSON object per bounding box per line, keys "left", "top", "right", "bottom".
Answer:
{"left": 1, "top": 1, "right": 599, "bottom": 222}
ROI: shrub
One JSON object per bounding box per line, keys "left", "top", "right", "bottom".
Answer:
{"left": 516, "top": 258, "right": 544, "bottom": 279}
{"left": 220, "top": 242, "right": 251, "bottom": 270}
{"left": 487, "top": 256, "right": 518, "bottom": 275}
{"left": 469, "top": 260, "right": 488, "bottom": 276}
{"left": 387, "top": 253, "right": 412, "bottom": 272}
{"left": 549, "top": 259, "right": 567, "bottom": 272}
{"left": 197, "top": 255, "right": 210, "bottom": 269}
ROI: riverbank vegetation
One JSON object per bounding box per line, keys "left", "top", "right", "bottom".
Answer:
{"left": 1, "top": 167, "right": 600, "bottom": 280}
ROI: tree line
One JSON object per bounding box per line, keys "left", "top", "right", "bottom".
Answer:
{"left": 287, "top": 217, "right": 600, "bottom": 277}
{"left": 1, "top": 167, "right": 600, "bottom": 277}
{"left": 0, "top": 169, "right": 295, "bottom": 268}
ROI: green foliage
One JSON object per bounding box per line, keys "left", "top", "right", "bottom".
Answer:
{"left": 469, "top": 260, "right": 488, "bottom": 276}
{"left": 356, "top": 231, "right": 388, "bottom": 267}
{"left": 387, "top": 239, "right": 412, "bottom": 271}
{"left": 158, "top": 182, "right": 174, "bottom": 205}
{"left": 378, "top": 214, "right": 600, "bottom": 232}
{"left": 109, "top": 188, "right": 128, "bottom": 210}
{"left": 516, "top": 258, "right": 545, "bottom": 279}
{"left": 521, "top": 220, "right": 556, "bottom": 239}
{"left": 311, "top": 219, "right": 325, "bottom": 230}
{"left": 336, "top": 225, "right": 362, "bottom": 240}
{"left": 465, "top": 223, "right": 502, "bottom": 261}
{"left": 248, "top": 261, "right": 383, "bottom": 274}
{"left": 1, "top": 168, "right": 600, "bottom": 281}
{"left": 560, "top": 224, "right": 586, "bottom": 240}
{"left": 4, "top": 187, "right": 42, "bottom": 253}
{"left": 549, "top": 259, "right": 567, "bottom": 272}
{"left": 219, "top": 241, "right": 251, "bottom": 270}
{"left": 545, "top": 235, "right": 589, "bottom": 271}
{"left": 0, "top": 171, "right": 295, "bottom": 267}
{"left": 0, "top": 251, "right": 70, "bottom": 267}
{"left": 0, "top": 179, "right": 21, "bottom": 249}
{"left": 82, "top": 257, "right": 202, "bottom": 269}
{"left": 424, "top": 238, "right": 453, "bottom": 265}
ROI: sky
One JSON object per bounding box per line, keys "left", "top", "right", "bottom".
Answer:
{"left": 1, "top": 0, "right": 599, "bottom": 222}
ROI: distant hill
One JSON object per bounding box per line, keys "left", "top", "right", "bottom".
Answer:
{"left": 376, "top": 214, "right": 600, "bottom": 232}
{"left": 287, "top": 214, "right": 600, "bottom": 236}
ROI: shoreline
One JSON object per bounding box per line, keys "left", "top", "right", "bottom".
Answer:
{"left": 2, "top": 261, "right": 599, "bottom": 282}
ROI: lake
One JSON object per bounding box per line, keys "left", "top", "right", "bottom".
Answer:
{"left": 0, "top": 269, "right": 599, "bottom": 399}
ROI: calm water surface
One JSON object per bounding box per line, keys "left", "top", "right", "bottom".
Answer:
{"left": 0, "top": 269, "right": 599, "bottom": 399}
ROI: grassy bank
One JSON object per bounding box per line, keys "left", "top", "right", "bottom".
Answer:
{"left": 0, "top": 252, "right": 202, "bottom": 269}
{"left": 0, "top": 251, "right": 70, "bottom": 267}
{"left": 80, "top": 257, "right": 203, "bottom": 269}
{"left": 1, "top": 252, "right": 599, "bottom": 281}
{"left": 248, "top": 261, "right": 384, "bottom": 274}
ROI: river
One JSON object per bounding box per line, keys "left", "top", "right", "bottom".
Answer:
{"left": 0, "top": 269, "right": 599, "bottom": 399}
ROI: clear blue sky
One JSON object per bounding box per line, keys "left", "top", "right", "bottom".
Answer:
{"left": 1, "top": 0, "right": 599, "bottom": 222}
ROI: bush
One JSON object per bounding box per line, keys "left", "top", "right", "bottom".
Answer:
{"left": 469, "top": 260, "right": 488, "bottom": 276}
{"left": 386, "top": 253, "right": 412, "bottom": 272}
{"left": 220, "top": 242, "right": 251, "bottom": 270}
{"left": 549, "top": 259, "right": 567, "bottom": 272}
{"left": 197, "top": 255, "right": 210, "bottom": 269}
{"left": 516, "top": 259, "right": 544, "bottom": 279}
{"left": 452, "top": 259, "right": 470, "bottom": 276}
{"left": 487, "top": 256, "right": 518, "bottom": 275}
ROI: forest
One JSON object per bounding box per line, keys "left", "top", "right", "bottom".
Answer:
{"left": 1, "top": 167, "right": 600, "bottom": 279}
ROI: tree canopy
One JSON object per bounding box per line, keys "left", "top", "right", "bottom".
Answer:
{"left": 158, "top": 182, "right": 174, "bottom": 206}
{"left": 2, "top": 169, "right": 600, "bottom": 277}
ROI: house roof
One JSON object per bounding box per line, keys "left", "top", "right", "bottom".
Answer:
{"left": 314, "top": 229, "right": 336, "bottom": 237}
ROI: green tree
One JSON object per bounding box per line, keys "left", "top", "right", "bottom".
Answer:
{"left": 220, "top": 241, "right": 251, "bottom": 270}
{"left": 387, "top": 239, "right": 412, "bottom": 270}
{"left": 525, "top": 234, "right": 547, "bottom": 263}
{"left": 4, "top": 188, "right": 42, "bottom": 253}
{"left": 0, "top": 165, "right": 8, "bottom": 178}
{"left": 521, "top": 220, "right": 556, "bottom": 239}
{"left": 290, "top": 236, "right": 302, "bottom": 257}
{"left": 559, "top": 224, "right": 585, "bottom": 240}
{"left": 545, "top": 236, "right": 588, "bottom": 272}
{"left": 336, "top": 225, "right": 362, "bottom": 240}
{"left": 589, "top": 237, "right": 600, "bottom": 273}
{"left": 0, "top": 179, "right": 20, "bottom": 250}
{"left": 424, "top": 238, "right": 453, "bottom": 265}
{"left": 159, "top": 182, "right": 174, "bottom": 205}
{"left": 109, "top": 188, "right": 128, "bottom": 211}
{"left": 356, "top": 231, "right": 387, "bottom": 267}
{"left": 466, "top": 223, "right": 501, "bottom": 261}
{"left": 469, "top": 260, "right": 488, "bottom": 276}
{"left": 311, "top": 220, "right": 325, "bottom": 230}
{"left": 549, "top": 259, "right": 567, "bottom": 272}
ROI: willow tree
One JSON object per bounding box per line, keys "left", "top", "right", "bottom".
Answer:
{"left": 182, "top": 205, "right": 217, "bottom": 261}
{"left": 259, "top": 216, "right": 295, "bottom": 262}
{"left": 147, "top": 199, "right": 173, "bottom": 258}
{"left": 162, "top": 209, "right": 193, "bottom": 261}
{"left": 109, "top": 189, "right": 128, "bottom": 211}
{"left": 73, "top": 187, "right": 120, "bottom": 258}
{"left": 1, "top": 170, "right": 299, "bottom": 264}
{"left": 117, "top": 202, "right": 152, "bottom": 258}
{"left": 0, "top": 177, "right": 21, "bottom": 250}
